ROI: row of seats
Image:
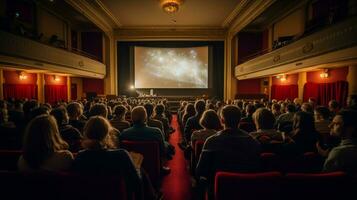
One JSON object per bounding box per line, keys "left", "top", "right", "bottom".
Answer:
{"left": 0, "top": 170, "right": 130, "bottom": 200}
{"left": 0, "top": 141, "right": 162, "bottom": 186}
{"left": 215, "top": 171, "right": 355, "bottom": 200}
{"left": 191, "top": 140, "right": 324, "bottom": 173}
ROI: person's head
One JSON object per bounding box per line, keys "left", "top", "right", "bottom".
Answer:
{"left": 221, "top": 105, "right": 241, "bottom": 129}
{"left": 253, "top": 108, "right": 276, "bottom": 130}
{"left": 314, "top": 106, "right": 330, "bottom": 121}
{"left": 272, "top": 103, "right": 281, "bottom": 113}
{"left": 245, "top": 104, "right": 255, "bottom": 116}
{"left": 285, "top": 104, "right": 296, "bottom": 113}
{"left": 293, "top": 111, "right": 315, "bottom": 132}
{"left": 184, "top": 103, "right": 196, "bottom": 116}
{"left": 329, "top": 109, "right": 357, "bottom": 139}
{"left": 23, "top": 114, "right": 68, "bottom": 168}
{"left": 301, "top": 103, "right": 314, "bottom": 114}
{"left": 89, "top": 103, "right": 108, "bottom": 118}
{"left": 154, "top": 104, "right": 165, "bottom": 116}
{"left": 131, "top": 106, "right": 147, "bottom": 124}
{"left": 195, "top": 100, "right": 206, "bottom": 114}
{"left": 83, "top": 116, "right": 114, "bottom": 149}
{"left": 67, "top": 102, "right": 83, "bottom": 120}
{"left": 50, "top": 106, "right": 69, "bottom": 126}
{"left": 30, "top": 106, "right": 50, "bottom": 120}
{"left": 113, "top": 105, "right": 127, "bottom": 119}
{"left": 143, "top": 103, "right": 154, "bottom": 118}
{"left": 293, "top": 98, "right": 302, "bottom": 106}
{"left": 200, "top": 109, "right": 222, "bottom": 131}
{"left": 308, "top": 98, "right": 316, "bottom": 106}
{"left": 328, "top": 100, "right": 339, "bottom": 112}
{"left": 23, "top": 100, "right": 39, "bottom": 117}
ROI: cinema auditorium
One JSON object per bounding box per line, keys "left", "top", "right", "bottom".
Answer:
{"left": 0, "top": 0, "right": 357, "bottom": 199}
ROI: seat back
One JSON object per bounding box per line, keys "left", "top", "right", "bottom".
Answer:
{"left": 284, "top": 171, "right": 350, "bottom": 200}
{"left": 0, "top": 171, "right": 128, "bottom": 200}
{"left": 120, "top": 140, "right": 161, "bottom": 185}
{"left": 260, "top": 152, "right": 281, "bottom": 171}
{"left": 281, "top": 152, "right": 324, "bottom": 173}
{"left": 0, "top": 150, "right": 22, "bottom": 171}
{"left": 215, "top": 171, "right": 282, "bottom": 200}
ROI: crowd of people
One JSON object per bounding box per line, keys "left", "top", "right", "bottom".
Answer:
{"left": 0, "top": 94, "right": 357, "bottom": 199}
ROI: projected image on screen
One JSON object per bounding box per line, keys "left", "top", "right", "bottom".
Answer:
{"left": 135, "top": 46, "right": 208, "bottom": 88}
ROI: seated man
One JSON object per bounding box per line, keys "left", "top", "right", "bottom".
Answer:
{"left": 196, "top": 105, "right": 261, "bottom": 197}
{"left": 120, "top": 106, "right": 171, "bottom": 173}
{"left": 320, "top": 109, "right": 357, "bottom": 174}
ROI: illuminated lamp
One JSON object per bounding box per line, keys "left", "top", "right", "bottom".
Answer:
{"left": 19, "top": 72, "right": 27, "bottom": 80}
{"left": 280, "top": 74, "right": 287, "bottom": 82}
{"left": 320, "top": 69, "right": 329, "bottom": 78}
{"left": 130, "top": 85, "right": 135, "bottom": 90}
{"left": 161, "top": 0, "right": 183, "bottom": 14}
{"left": 54, "top": 75, "right": 60, "bottom": 81}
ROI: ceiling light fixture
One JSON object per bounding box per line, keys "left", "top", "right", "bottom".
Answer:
{"left": 19, "top": 72, "right": 27, "bottom": 80}
{"left": 280, "top": 74, "right": 287, "bottom": 81}
{"left": 161, "top": 0, "right": 183, "bottom": 14}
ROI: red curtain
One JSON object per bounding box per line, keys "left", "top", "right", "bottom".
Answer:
{"left": 45, "top": 85, "right": 68, "bottom": 104}
{"left": 271, "top": 85, "right": 298, "bottom": 101}
{"left": 303, "top": 81, "right": 348, "bottom": 106}
{"left": 3, "top": 84, "right": 38, "bottom": 100}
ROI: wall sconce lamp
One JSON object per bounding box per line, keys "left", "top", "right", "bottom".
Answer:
{"left": 19, "top": 72, "right": 27, "bottom": 80}
{"left": 320, "top": 69, "right": 329, "bottom": 78}
{"left": 280, "top": 74, "right": 287, "bottom": 81}
{"left": 54, "top": 75, "right": 60, "bottom": 81}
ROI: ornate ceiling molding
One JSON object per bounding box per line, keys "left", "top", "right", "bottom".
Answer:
{"left": 227, "top": 0, "right": 276, "bottom": 36}
{"left": 94, "top": 0, "right": 122, "bottom": 28}
{"left": 65, "top": 0, "right": 114, "bottom": 33}
{"left": 221, "top": 0, "right": 250, "bottom": 28}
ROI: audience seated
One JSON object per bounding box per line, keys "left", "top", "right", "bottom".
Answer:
{"left": 144, "top": 103, "right": 165, "bottom": 139}
{"left": 72, "top": 116, "right": 147, "bottom": 199}
{"left": 276, "top": 104, "right": 296, "bottom": 133}
{"left": 119, "top": 106, "right": 172, "bottom": 171}
{"left": 110, "top": 105, "right": 130, "bottom": 132}
{"left": 153, "top": 104, "right": 170, "bottom": 139}
{"left": 250, "top": 108, "right": 283, "bottom": 151}
{"left": 191, "top": 109, "right": 222, "bottom": 146}
{"left": 196, "top": 105, "right": 261, "bottom": 198}
{"left": 18, "top": 114, "right": 74, "bottom": 172}
{"left": 184, "top": 100, "right": 205, "bottom": 144}
{"left": 67, "top": 102, "right": 86, "bottom": 133}
{"left": 50, "top": 107, "right": 82, "bottom": 152}
{"left": 319, "top": 110, "right": 357, "bottom": 174}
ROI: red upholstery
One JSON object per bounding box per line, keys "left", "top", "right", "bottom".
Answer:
{"left": 215, "top": 171, "right": 282, "bottom": 200}
{"left": 260, "top": 152, "right": 281, "bottom": 171}
{"left": 0, "top": 150, "right": 22, "bottom": 171}
{"left": 284, "top": 171, "right": 349, "bottom": 200}
{"left": 238, "top": 122, "right": 256, "bottom": 133}
{"left": 120, "top": 140, "right": 161, "bottom": 185}
{"left": 0, "top": 171, "right": 130, "bottom": 200}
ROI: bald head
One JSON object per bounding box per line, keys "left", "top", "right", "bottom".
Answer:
{"left": 131, "top": 106, "right": 147, "bottom": 124}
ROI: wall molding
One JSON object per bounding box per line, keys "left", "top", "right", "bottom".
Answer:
{"left": 235, "top": 17, "right": 357, "bottom": 79}
{"left": 0, "top": 31, "right": 106, "bottom": 78}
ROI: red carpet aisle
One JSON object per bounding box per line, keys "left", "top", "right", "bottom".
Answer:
{"left": 161, "top": 115, "right": 192, "bottom": 200}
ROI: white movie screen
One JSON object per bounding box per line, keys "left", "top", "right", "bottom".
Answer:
{"left": 134, "top": 46, "right": 208, "bottom": 88}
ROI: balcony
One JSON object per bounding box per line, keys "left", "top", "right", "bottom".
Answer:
{"left": 0, "top": 31, "right": 106, "bottom": 78}
{"left": 235, "top": 16, "right": 357, "bottom": 80}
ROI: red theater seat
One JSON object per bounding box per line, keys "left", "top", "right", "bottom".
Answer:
{"left": 260, "top": 152, "right": 281, "bottom": 171}
{"left": 282, "top": 152, "right": 324, "bottom": 173}
{"left": 120, "top": 140, "right": 161, "bottom": 186}
{"left": 0, "top": 171, "right": 130, "bottom": 200}
{"left": 214, "top": 171, "right": 282, "bottom": 200}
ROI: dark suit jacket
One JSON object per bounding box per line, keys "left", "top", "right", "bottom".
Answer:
{"left": 196, "top": 128, "right": 261, "bottom": 181}
{"left": 184, "top": 114, "right": 203, "bottom": 142}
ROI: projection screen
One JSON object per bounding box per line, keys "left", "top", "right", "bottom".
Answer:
{"left": 134, "top": 46, "right": 208, "bottom": 88}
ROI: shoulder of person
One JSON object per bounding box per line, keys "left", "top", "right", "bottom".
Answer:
{"left": 56, "top": 150, "right": 74, "bottom": 160}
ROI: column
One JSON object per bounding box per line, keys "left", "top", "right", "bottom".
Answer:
{"left": 298, "top": 72, "right": 307, "bottom": 101}
{"left": 103, "top": 32, "right": 117, "bottom": 95}
{"left": 37, "top": 73, "right": 45, "bottom": 103}
{"left": 224, "top": 34, "right": 234, "bottom": 100}
{"left": 67, "top": 76, "right": 71, "bottom": 102}
{"left": 347, "top": 65, "right": 357, "bottom": 95}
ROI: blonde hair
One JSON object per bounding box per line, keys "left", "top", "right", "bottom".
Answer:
{"left": 23, "top": 114, "right": 68, "bottom": 168}
{"left": 83, "top": 116, "right": 116, "bottom": 149}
